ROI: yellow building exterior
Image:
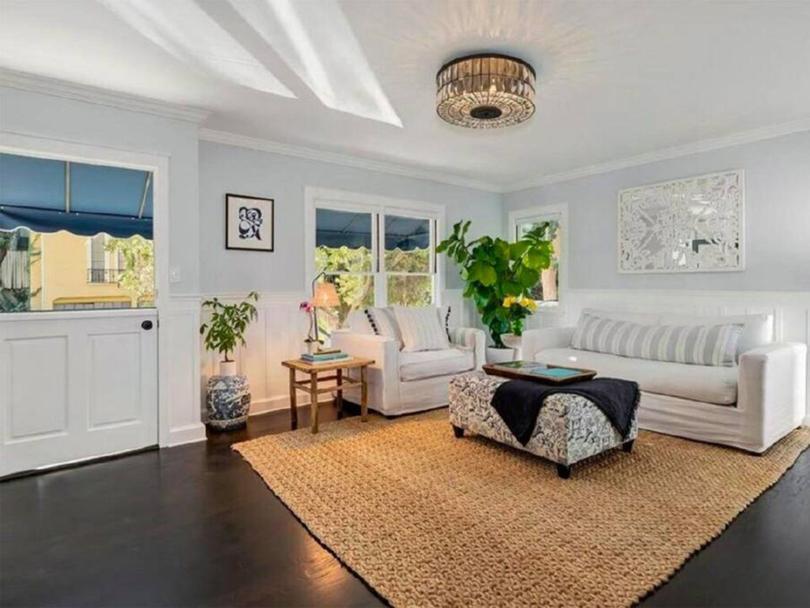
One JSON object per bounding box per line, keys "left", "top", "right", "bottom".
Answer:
{"left": 29, "top": 232, "right": 135, "bottom": 311}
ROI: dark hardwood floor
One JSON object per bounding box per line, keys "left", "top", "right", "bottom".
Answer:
{"left": 2, "top": 404, "right": 809, "bottom": 608}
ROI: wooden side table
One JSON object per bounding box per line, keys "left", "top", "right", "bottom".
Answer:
{"left": 282, "top": 357, "right": 374, "bottom": 433}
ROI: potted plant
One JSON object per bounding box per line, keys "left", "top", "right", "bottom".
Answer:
{"left": 200, "top": 292, "right": 259, "bottom": 431}
{"left": 200, "top": 291, "right": 259, "bottom": 376}
{"left": 437, "top": 222, "right": 553, "bottom": 362}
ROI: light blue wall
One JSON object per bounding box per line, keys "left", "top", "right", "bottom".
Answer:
{"left": 198, "top": 141, "right": 503, "bottom": 294}
{"left": 503, "top": 130, "right": 810, "bottom": 292}
{"left": 7, "top": 83, "right": 806, "bottom": 297}
{"left": 0, "top": 86, "right": 200, "bottom": 294}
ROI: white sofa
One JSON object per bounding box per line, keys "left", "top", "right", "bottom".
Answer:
{"left": 521, "top": 309, "right": 807, "bottom": 453}
{"left": 331, "top": 308, "right": 486, "bottom": 416}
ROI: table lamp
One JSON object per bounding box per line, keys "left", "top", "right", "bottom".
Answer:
{"left": 310, "top": 273, "right": 340, "bottom": 348}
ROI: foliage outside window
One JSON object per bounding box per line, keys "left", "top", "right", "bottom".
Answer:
{"left": 0, "top": 228, "right": 40, "bottom": 312}
{"left": 105, "top": 235, "right": 155, "bottom": 306}
{"left": 314, "top": 207, "right": 437, "bottom": 339}
{"left": 384, "top": 215, "right": 433, "bottom": 308}
{"left": 516, "top": 218, "right": 560, "bottom": 303}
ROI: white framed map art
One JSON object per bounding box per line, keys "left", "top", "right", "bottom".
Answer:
{"left": 617, "top": 169, "right": 744, "bottom": 273}
{"left": 226, "top": 193, "right": 274, "bottom": 252}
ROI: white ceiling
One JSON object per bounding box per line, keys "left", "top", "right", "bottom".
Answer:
{"left": 2, "top": 0, "right": 810, "bottom": 190}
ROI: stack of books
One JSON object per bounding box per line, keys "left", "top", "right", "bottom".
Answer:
{"left": 301, "top": 348, "right": 350, "bottom": 364}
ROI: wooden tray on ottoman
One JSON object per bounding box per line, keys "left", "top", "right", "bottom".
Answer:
{"left": 482, "top": 360, "right": 596, "bottom": 385}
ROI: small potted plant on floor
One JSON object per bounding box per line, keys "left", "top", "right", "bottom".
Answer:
{"left": 438, "top": 222, "right": 553, "bottom": 363}
{"left": 200, "top": 292, "right": 259, "bottom": 430}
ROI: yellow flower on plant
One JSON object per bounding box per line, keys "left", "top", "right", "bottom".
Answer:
{"left": 503, "top": 295, "right": 538, "bottom": 311}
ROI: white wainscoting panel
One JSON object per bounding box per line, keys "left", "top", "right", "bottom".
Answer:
{"left": 525, "top": 289, "right": 810, "bottom": 423}
{"left": 201, "top": 292, "right": 310, "bottom": 416}
{"left": 200, "top": 290, "right": 479, "bottom": 417}
{"left": 163, "top": 296, "right": 205, "bottom": 446}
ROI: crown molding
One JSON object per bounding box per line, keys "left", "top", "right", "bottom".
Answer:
{"left": 0, "top": 68, "right": 210, "bottom": 124}
{"left": 509, "top": 117, "right": 810, "bottom": 192}
{"left": 198, "top": 128, "right": 502, "bottom": 193}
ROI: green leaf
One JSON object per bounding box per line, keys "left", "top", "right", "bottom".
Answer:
{"left": 517, "top": 266, "right": 540, "bottom": 288}
{"left": 509, "top": 241, "right": 530, "bottom": 260}
{"left": 477, "top": 263, "right": 497, "bottom": 286}
{"left": 502, "top": 281, "right": 522, "bottom": 296}
{"left": 524, "top": 248, "right": 549, "bottom": 269}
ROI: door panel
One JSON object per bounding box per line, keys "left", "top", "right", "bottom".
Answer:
{"left": 0, "top": 310, "right": 157, "bottom": 476}
{"left": 8, "top": 335, "right": 69, "bottom": 440}
{"left": 88, "top": 332, "right": 141, "bottom": 428}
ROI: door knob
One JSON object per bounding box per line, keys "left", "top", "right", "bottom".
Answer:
{"left": 141, "top": 320, "right": 153, "bottom": 330}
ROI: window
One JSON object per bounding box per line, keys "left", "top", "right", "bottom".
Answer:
{"left": 509, "top": 204, "right": 567, "bottom": 305}
{"left": 87, "top": 234, "right": 126, "bottom": 284}
{"left": 308, "top": 190, "right": 442, "bottom": 337}
{"left": 384, "top": 214, "right": 434, "bottom": 307}
{"left": 315, "top": 208, "right": 375, "bottom": 334}
{"left": 0, "top": 152, "right": 155, "bottom": 312}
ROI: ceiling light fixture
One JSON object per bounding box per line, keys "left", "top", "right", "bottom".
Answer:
{"left": 436, "top": 53, "right": 535, "bottom": 129}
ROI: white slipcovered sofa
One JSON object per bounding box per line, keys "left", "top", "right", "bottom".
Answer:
{"left": 331, "top": 308, "right": 486, "bottom": 416}
{"left": 521, "top": 309, "right": 807, "bottom": 453}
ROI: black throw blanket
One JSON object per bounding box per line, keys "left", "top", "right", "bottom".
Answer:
{"left": 491, "top": 378, "right": 640, "bottom": 446}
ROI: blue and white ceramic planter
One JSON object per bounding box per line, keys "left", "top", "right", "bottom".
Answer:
{"left": 206, "top": 374, "right": 251, "bottom": 431}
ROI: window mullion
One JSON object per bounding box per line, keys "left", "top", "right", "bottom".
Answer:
{"left": 374, "top": 211, "right": 386, "bottom": 307}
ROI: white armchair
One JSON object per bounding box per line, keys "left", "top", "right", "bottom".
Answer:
{"left": 521, "top": 312, "right": 807, "bottom": 453}
{"left": 331, "top": 312, "right": 486, "bottom": 416}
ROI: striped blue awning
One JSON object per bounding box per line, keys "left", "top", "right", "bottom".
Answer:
{"left": 0, "top": 153, "right": 153, "bottom": 238}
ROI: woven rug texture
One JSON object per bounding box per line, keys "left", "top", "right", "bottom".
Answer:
{"left": 234, "top": 410, "right": 810, "bottom": 608}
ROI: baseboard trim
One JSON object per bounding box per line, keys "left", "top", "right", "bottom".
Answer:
{"left": 250, "top": 394, "right": 315, "bottom": 416}
{"left": 166, "top": 423, "right": 207, "bottom": 447}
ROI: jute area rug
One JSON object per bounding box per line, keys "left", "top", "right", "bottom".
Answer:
{"left": 234, "top": 410, "right": 810, "bottom": 607}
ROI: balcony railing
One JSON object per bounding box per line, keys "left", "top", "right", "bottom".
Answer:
{"left": 87, "top": 268, "right": 122, "bottom": 284}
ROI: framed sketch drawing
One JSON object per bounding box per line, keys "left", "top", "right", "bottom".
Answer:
{"left": 226, "top": 193, "right": 274, "bottom": 252}
{"left": 617, "top": 170, "right": 744, "bottom": 273}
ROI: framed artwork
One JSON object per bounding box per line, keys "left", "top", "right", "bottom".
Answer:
{"left": 617, "top": 169, "right": 744, "bottom": 273}
{"left": 226, "top": 193, "right": 274, "bottom": 252}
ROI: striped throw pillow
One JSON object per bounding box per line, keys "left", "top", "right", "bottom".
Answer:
{"left": 364, "top": 307, "right": 403, "bottom": 349}
{"left": 393, "top": 306, "right": 450, "bottom": 352}
{"left": 570, "top": 313, "right": 743, "bottom": 367}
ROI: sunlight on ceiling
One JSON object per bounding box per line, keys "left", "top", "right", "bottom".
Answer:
{"left": 98, "top": 0, "right": 295, "bottom": 97}
{"left": 228, "top": 0, "right": 402, "bottom": 127}
{"left": 98, "top": 0, "right": 400, "bottom": 126}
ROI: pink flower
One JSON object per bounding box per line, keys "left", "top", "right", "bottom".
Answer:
{"left": 299, "top": 301, "right": 313, "bottom": 313}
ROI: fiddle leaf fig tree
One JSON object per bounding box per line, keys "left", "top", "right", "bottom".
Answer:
{"left": 437, "top": 221, "right": 553, "bottom": 348}
{"left": 200, "top": 292, "right": 259, "bottom": 362}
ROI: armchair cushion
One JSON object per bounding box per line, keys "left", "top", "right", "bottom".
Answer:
{"left": 394, "top": 306, "right": 450, "bottom": 352}
{"left": 399, "top": 348, "right": 475, "bottom": 381}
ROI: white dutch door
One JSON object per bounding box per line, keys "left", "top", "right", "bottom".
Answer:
{"left": 0, "top": 151, "right": 159, "bottom": 476}
{"left": 0, "top": 310, "right": 158, "bottom": 476}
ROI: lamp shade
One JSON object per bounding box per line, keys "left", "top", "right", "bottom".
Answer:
{"left": 312, "top": 281, "right": 340, "bottom": 308}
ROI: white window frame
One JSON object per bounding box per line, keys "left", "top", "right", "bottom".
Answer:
{"left": 508, "top": 202, "right": 569, "bottom": 310}
{"left": 304, "top": 187, "right": 445, "bottom": 308}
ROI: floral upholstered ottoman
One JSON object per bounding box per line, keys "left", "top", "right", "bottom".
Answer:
{"left": 448, "top": 371, "right": 638, "bottom": 478}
